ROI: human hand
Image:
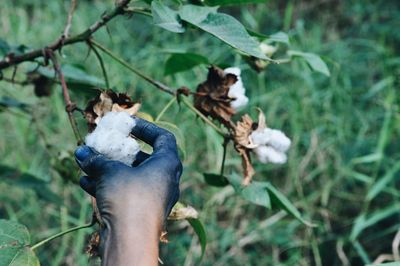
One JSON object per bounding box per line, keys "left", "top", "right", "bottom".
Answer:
{"left": 74, "top": 117, "right": 182, "bottom": 265}
{"left": 75, "top": 116, "right": 182, "bottom": 223}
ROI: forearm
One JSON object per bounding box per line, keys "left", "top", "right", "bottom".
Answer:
{"left": 99, "top": 195, "right": 164, "bottom": 266}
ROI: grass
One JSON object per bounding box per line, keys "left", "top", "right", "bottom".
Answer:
{"left": 0, "top": 0, "right": 399, "bottom": 265}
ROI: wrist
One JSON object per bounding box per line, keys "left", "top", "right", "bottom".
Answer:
{"left": 99, "top": 194, "right": 164, "bottom": 266}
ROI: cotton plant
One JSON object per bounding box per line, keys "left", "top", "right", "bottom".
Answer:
{"left": 194, "top": 66, "right": 292, "bottom": 184}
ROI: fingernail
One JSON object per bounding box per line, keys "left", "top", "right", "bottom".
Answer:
{"left": 75, "top": 146, "right": 91, "bottom": 161}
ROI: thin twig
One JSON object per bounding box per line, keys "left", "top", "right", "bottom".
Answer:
{"left": 220, "top": 137, "right": 229, "bottom": 176}
{"left": 63, "top": 0, "right": 77, "bottom": 39}
{"left": 31, "top": 222, "right": 94, "bottom": 250}
{"left": 181, "top": 97, "right": 227, "bottom": 137}
{"left": 90, "top": 40, "right": 175, "bottom": 95}
{"left": 155, "top": 97, "right": 176, "bottom": 122}
{"left": 87, "top": 40, "right": 109, "bottom": 88}
{"left": 47, "top": 50, "right": 83, "bottom": 144}
{"left": 0, "top": 0, "right": 131, "bottom": 70}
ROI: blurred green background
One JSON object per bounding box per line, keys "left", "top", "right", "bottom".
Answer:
{"left": 0, "top": 0, "right": 399, "bottom": 265}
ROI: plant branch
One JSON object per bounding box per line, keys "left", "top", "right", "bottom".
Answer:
{"left": 31, "top": 222, "right": 94, "bottom": 250}
{"left": 0, "top": 0, "right": 131, "bottom": 70}
{"left": 47, "top": 50, "right": 83, "bottom": 144}
{"left": 62, "top": 0, "right": 77, "bottom": 39}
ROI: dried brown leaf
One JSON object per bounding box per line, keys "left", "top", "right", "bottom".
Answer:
{"left": 111, "top": 102, "right": 141, "bottom": 115}
{"left": 168, "top": 203, "right": 199, "bottom": 220}
{"left": 85, "top": 231, "right": 100, "bottom": 257}
{"left": 238, "top": 147, "right": 255, "bottom": 186}
{"left": 194, "top": 66, "right": 237, "bottom": 126}
{"left": 234, "top": 114, "right": 257, "bottom": 149}
{"left": 93, "top": 92, "right": 113, "bottom": 117}
{"left": 160, "top": 231, "right": 169, "bottom": 243}
{"left": 233, "top": 110, "right": 269, "bottom": 185}
{"left": 84, "top": 89, "right": 141, "bottom": 132}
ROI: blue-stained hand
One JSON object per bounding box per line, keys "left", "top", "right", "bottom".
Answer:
{"left": 74, "top": 116, "right": 182, "bottom": 222}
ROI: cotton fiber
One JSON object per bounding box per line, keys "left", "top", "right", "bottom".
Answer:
{"left": 250, "top": 127, "right": 291, "bottom": 164}
{"left": 224, "top": 67, "right": 249, "bottom": 111}
{"left": 85, "top": 112, "right": 140, "bottom": 165}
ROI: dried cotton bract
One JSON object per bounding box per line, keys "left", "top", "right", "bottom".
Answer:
{"left": 85, "top": 112, "right": 140, "bottom": 165}
{"left": 224, "top": 67, "right": 249, "bottom": 111}
{"left": 234, "top": 110, "right": 291, "bottom": 184}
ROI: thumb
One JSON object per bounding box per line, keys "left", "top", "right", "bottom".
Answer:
{"left": 74, "top": 145, "right": 124, "bottom": 177}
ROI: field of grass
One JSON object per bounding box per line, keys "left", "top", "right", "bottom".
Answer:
{"left": 0, "top": 0, "right": 399, "bottom": 265}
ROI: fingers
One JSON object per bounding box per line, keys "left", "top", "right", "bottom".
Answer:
{"left": 75, "top": 145, "right": 124, "bottom": 177}
{"left": 131, "top": 116, "right": 178, "bottom": 156}
{"left": 80, "top": 176, "right": 96, "bottom": 197}
{"left": 132, "top": 151, "right": 150, "bottom": 167}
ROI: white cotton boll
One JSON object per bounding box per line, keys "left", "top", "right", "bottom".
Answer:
{"left": 97, "top": 111, "right": 135, "bottom": 135}
{"left": 85, "top": 112, "right": 140, "bottom": 166}
{"left": 250, "top": 128, "right": 291, "bottom": 152}
{"left": 224, "top": 67, "right": 248, "bottom": 111}
{"left": 228, "top": 80, "right": 245, "bottom": 95}
{"left": 268, "top": 129, "right": 291, "bottom": 152}
{"left": 250, "top": 128, "right": 272, "bottom": 146}
{"left": 230, "top": 94, "right": 249, "bottom": 110}
{"left": 224, "top": 67, "right": 241, "bottom": 77}
{"left": 254, "top": 146, "right": 287, "bottom": 164}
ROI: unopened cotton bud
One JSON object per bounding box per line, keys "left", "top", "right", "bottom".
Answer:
{"left": 85, "top": 112, "right": 140, "bottom": 165}
{"left": 260, "top": 43, "right": 277, "bottom": 57}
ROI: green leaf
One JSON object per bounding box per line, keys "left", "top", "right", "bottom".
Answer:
{"left": 366, "top": 161, "right": 400, "bottom": 201}
{"left": 241, "top": 182, "right": 271, "bottom": 208}
{"left": 155, "top": 121, "right": 186, "bottom": 159}
{"left": 165, "top": 52, "right": 209, "bottom": 75}
{"left": 0, "top": 165, "right": 61, "bottom": 204}
{"left": 288, "top": 50, "right": 330, "bottom": 76}
{"left": 225, "top": 172, "right": 243, "bottom": 191}
{"left": 366, "top": 263, "right": 400, "bottom": 266}
{"left": 187, "top": 218, "right": 207, "bottom": 259}
{"left": 204, "top": 0, "right": 266, "bottom": 6}
{"left": 0, "top": 39, "right": 11, "bottom": 57}
{"left": 203, "top": 173, "right": 229, "bottom": 187}
{"left": 0, "top": 39, "right": 29, "bottom": 58}
{"left": 350, "top": 204, "right": 400, "bottom": 241}
{"left": 265, "top": 183, "right": 314, "bottom": 227}
{"left": 180, "top": 5, "right": 218, "bottom": 24}
{"left": 268, "top": 31, "right": 290, "bottom": 44}
{"left": 0, "top": 220, "right": 40, "bottom": 266}
{"left": 0, "top": 97, "right": 30, "bottom": 113}
{"left": 247, "top": 30, "right": 289, "bottom": 45}
{"left": 179, "top": 5, "right": 267, "bottom": 59}
{"left": 151, "top": 1, "right": 185, "bottom": 33}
